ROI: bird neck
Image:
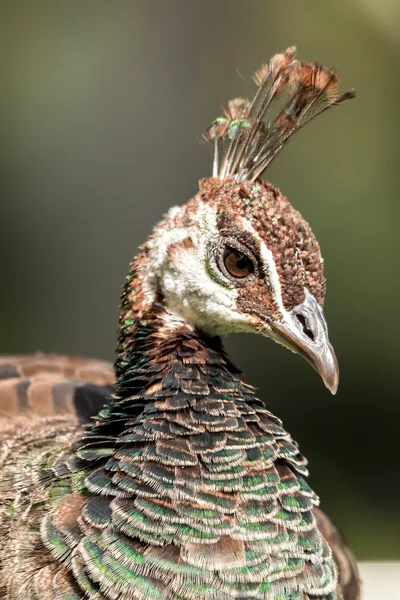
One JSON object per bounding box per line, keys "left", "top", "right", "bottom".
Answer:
{"left": 82, "top": 269, "right": 246, "bottom": 449}
{"left": 114, "top": 252, "right": 239, "bottom": 402}
{"left": 116, "top": 303, "right": 239, "bottom": 402}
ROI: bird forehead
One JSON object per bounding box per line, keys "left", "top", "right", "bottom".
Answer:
{"left": 211, "top": 179, "right": 308, "bottom": 245}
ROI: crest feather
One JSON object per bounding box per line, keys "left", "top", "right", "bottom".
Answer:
{"left": 204, "top": 47, "right": 355, "bottom": 181}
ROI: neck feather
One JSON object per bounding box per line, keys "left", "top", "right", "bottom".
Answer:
{"left": 114, "top": 251, "right": 239, "bottom": 398}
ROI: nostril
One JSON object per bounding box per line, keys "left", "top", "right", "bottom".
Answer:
{"left": 295, "top": 313, "right": 315, "bottom": 342}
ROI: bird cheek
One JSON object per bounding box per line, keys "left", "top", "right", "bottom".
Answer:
{"left": 236, "top": 280, "right": 281, "bottom": 323}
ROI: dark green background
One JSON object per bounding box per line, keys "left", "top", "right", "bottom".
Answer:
{"left": 1, "top": 1, "right": 399, "bottom": 558}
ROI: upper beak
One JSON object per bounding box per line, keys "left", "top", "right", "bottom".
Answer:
{"left": 265, "top": 290, "right": 339, "bottom": 394}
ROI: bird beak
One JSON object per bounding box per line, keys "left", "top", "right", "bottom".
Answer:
{"left": 267, "top": 290, "right": 339, "bottom": 394}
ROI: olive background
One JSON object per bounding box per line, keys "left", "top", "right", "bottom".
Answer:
{"left": 1, "top": 1, "right": 399, "bottom": 559}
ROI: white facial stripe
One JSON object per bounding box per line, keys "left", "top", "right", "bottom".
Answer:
{"left": 250, "top": 228, "right": 311, "bottom": 336}
{"left": 258, "top": 240, "right": 290, "bottom": 317}
{"left": 236, "top": 216, "right": 291, "bottom": 319}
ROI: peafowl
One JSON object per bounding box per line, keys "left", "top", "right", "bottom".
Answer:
{"left": 0, "top": 47, "right": 360, "bottom": 600}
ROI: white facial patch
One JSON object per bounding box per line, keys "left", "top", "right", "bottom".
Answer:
{"left": 142, "top": 203, "right": 253, "bottom": 335}
{"left": 141, "top": 204, "right": 191, "bottom": 306}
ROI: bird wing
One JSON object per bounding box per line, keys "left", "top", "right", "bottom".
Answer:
{"left": 0, "top": 353, "right": 115, "bottom": 428}
{"left": 314, "top": 507, "right": 361, "bottom": 600}
{"left": 0, "top": 353, "right": 116, "bottom": 598}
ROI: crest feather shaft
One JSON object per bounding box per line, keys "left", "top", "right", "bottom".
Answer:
{"left": 204, "top": 47, "right": 355, "bottom": 181}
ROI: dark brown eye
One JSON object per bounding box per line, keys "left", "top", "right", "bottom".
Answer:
{"left": 223, "top": 247, "right": 254, "bottom": 278}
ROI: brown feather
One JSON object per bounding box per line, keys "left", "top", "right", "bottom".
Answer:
{"left": 0, "top": 353, "right": 114, "bottom": 422}
{"left": 314, "top": 507, "right": 361, "bottom": 600}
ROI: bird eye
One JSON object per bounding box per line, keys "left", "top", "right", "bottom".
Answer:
{"left": 223, "top": 247, "right": 254, "bottom": 278}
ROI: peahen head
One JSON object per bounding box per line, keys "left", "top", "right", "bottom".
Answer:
{"left": 121, "top": 47, "right": 355, "bottom": 395}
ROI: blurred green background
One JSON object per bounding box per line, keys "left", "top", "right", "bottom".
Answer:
{"left": 1, "top": 1, "right": 399, "bottom": 559}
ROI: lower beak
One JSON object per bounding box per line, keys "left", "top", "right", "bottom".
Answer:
{"left": 265, "top": 290, "right": 339, "bottom": 394}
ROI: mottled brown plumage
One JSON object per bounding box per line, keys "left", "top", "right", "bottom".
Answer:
{"left": 314, "top": 510, "right": 361, "bottom": 600}
{"left": 0, "top": 48, "right": 359, "bottom": 600}
{"left": 0, "top": 354, "right": 113, "bottom": 421}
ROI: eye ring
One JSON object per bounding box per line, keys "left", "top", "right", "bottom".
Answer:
{"left": 208, "top": 235, "right": 259, "bottom": 286}
{"left": 223, "top": 247, "right": 254, "bottom": 278}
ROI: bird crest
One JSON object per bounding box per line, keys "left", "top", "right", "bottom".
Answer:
{"left": 204, "top": 46, "right": 355, "bottom": 181}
